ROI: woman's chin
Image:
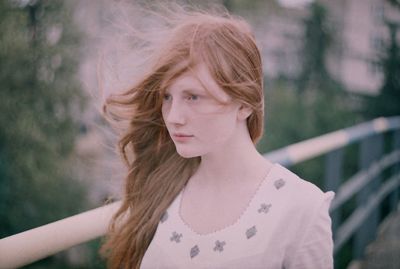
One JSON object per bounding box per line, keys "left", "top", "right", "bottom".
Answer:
{"left": 175, "top": 148, "right": 201, "bottom": 159}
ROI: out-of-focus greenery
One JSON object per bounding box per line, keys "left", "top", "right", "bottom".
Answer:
{"left": 364, "top": 20, "right": 400, "bottom": 118}
{"left": 222, "top": 0, "right": 279, "bottom": 12}
{"left": 0, "top": 0, "right": 104, "bottom": 268}
{"left": 257, "top": 3, "right": 362, "bottom": 177}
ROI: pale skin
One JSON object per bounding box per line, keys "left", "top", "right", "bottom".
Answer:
{"left": 162, "top": 63, "right": 274, "bottom": 235}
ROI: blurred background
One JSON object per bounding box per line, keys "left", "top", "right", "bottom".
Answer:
{"left": 0, "top": 0, "right": 399, "bottom": 268}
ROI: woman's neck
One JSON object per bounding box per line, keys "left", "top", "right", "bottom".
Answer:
{"left": 189, "top": 129, "right": 272, "bottom": 192}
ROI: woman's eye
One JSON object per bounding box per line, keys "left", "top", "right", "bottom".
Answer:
{"left": 187, "top": 95, "right": 199, "bottom": 101}
{"left": 163, "top": 94, "right": 172, "bottom": 101}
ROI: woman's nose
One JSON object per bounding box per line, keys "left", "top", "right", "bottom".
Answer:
{"left": 165, "top": 100, "right": 186, "bottom": 125}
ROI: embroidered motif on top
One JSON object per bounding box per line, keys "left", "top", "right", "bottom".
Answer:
{"left": 258, "top": 203, "right": 272, "bottom": 214}
{"left": 170, "top": 231, "right": 183, "bottom": 243}
{"left": 213, "top": 240, "right": 226, "bottom": 252}
{"left": 246, "top": 225, "right": 257, "bottom": 239}
{"left": 274, "top": 178, "right": 286, "bottom": 189}
{"left": 190, "top": 245, "right": 200, "bottom": 258}
{"left": 160, "top": 211, "right": 168, "bottom": 223}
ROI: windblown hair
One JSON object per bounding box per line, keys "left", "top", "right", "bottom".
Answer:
{"left": 100, "top": 4, "right": 264, "bottom": 269}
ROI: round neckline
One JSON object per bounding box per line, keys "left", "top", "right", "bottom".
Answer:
{"left": 176, "top": 163, "right": 277, "bottom": 237}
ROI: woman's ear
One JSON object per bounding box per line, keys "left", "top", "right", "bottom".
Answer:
{"left": 238, "top": 105, "right": 252, "bottom": 121}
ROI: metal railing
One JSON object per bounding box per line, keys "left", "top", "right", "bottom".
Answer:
{"left": 1, "top": 116, "right": 399, "bottom": 269}
{"left": 268, "top": 116, "right": 400, "bottom": 268}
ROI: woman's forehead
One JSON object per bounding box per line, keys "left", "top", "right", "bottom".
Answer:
{"left": 167, "top": 63, "right": 231, "bottom": 103}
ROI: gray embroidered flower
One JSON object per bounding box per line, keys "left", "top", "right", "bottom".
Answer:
{"left": 170, "top": 231, "right": 183, "bottom": 243}
{"left": 258, "top": 203, "right": 272, "bottom": 214}
{"left": 246, "top": 225, "right": 257, "bottom": 239}
{"left": 274, "top": 178, "right": 286, "bottom": 189}
{"left": 160, "top": 211, "right": 168, "bottom": 223}
{"left": 190, "top": 245, "right": 200, "bottom": 258}
{"left": 213, "top": 240, "right": 226, "bottom": 252}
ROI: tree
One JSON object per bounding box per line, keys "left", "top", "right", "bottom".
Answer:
{"left": 387, "top": 0, "right": 400, "bottom": 9}
{"left": 364, "top": 19, "right": 400, "bottom": 118}
{"left": 297, "top": 2, "right": 331, "bottom": 93}
{"left": 0, "top": 0, "right": 93, "bottom": 267}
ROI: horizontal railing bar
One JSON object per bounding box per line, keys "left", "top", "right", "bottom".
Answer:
{"left": 265, "top": 116, "right": 400, "bottom": 166}
{"left": 330, "top": 150, "right": 400, "bottom": 211}
{"left": 333, "top": 173, "right": 400, "bottom": 253}
{"left": 0, "top": 201, "right": 121, "bottom": 269}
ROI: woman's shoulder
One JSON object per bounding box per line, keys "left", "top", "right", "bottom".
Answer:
{"left": 271, "top": 163, "right": 335, "bottom": 209}
{"left": 269, "top": 164, "right": 335, "bottom": 269}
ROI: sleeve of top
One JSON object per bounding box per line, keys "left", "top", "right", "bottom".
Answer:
{"left": 287, "top": 191, "right": 335, "bottom": 269}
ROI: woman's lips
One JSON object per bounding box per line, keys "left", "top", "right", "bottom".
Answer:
{"left": 173, "top": 133, "right": 194, "bottom": 142}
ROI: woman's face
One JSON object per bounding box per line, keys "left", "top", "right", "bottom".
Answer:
{"left": 161, "top": 63, "right": 242, "bottom": 158}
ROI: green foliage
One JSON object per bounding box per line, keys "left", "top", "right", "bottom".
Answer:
{"left": 222, "top": 0, "right": 280, "bottom": 16}
{"left": 258, "top": 3, "right": 362, "bottom": 178}
{"left": 258, "top": 79, "right": 361, "bottom": 184}
{"left": 387, "top": 0, "right": 400, "bottom": 9}
{"left": 297, "top": 2, "right": 335, "bottom": 94}
{"left": 364, "top": 21, "right": 400, "bottom": 119}
{"left": 0, "top": 0, "right": 101, "bottom": 267}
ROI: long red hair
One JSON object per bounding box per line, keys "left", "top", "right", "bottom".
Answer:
{"left": 101, "top": 5, "right": 264, "bottom": 269}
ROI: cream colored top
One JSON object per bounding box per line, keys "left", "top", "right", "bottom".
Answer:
{"left": 140, "top": 163, "right": 335, "bottom": 269}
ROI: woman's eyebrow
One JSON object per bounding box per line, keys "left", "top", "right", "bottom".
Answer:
{"left": 181, "top": 88, "right": 206, "bottom": 94}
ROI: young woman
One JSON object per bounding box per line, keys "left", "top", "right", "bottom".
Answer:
{"left": 101, "top": 5, "right": 335, "bottom": 269}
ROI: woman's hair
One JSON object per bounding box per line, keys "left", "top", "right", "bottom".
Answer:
{"left": 100, "top": 4, "right": 264, "bottom": 269}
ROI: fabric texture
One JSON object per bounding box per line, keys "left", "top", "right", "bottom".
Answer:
{"left": 140, "top": 163, "right": 335, "bottom": 269}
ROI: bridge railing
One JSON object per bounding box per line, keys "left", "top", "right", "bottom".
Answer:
{"left": 268, "top": 116, "right": 400, "bottom": 268}
{"left": 0, "top": 116, "right": 399, "bottom": 269}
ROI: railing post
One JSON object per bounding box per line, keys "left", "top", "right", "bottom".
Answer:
{"left": 324, "top": 148, "right": 343, "bottom": 237}
{"left": 390, "top": 130, "right": 400, "bottom": 211}
{"left": 354, "top": 134, "right": 383, "bottom": 259}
